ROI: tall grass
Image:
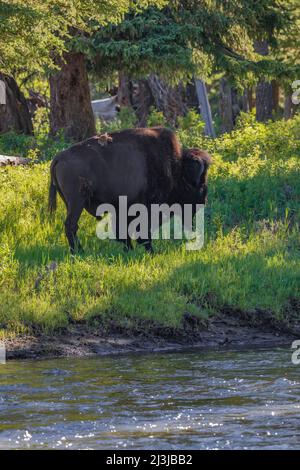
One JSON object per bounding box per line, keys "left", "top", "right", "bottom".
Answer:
{"left": 0, "top": 112, "right": 299, "bottom": 337}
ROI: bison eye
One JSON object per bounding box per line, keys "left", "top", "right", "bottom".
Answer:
{"left": 183, "top": 159, "right": 204, "bottom": 188}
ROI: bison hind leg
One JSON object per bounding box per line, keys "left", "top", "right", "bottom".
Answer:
{"left": 65, "top": 200, "right": 85, "bottom": 255}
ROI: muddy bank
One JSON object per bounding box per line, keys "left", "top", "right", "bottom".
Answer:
{"left": 4, "top": 309, "right": 300, "bottom": 360}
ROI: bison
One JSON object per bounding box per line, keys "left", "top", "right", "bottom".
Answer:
{"left": 49, "top": 127, "right": 211, "bottom": 253}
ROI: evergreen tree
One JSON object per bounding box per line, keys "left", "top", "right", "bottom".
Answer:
{"left": 80, "top": 1, "right": 294, "bottom": 126}
{"left": 85, "top": 1, "right": 293, "bottom": 84}
{"left": 0, "top": 0, "right": 166, "bottom": 75}
{"left": 0, "top": 0, "right": 166, "bottom": 137}
{"left": 276, "top": 0, "right": 300, "bottom": 118}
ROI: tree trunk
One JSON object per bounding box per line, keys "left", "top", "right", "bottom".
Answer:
{"left": 117, "top": 74, "right": 187, "bottom": 127}
{"left": 0, "top": 73, "right": 33, "bottom": 135}
{"left": 256, "top": 81, "right": 273, "bottom": 122}
{"left": 284, "top": 94, "right": 296, "bottom": 120}
{"left": 272, "top": 80, "right": 280, "bottom": 114}
{"left": 185, "top": 81, "right": 199, "bottom": 111}
{"left": 131, "top": 80, "right": 154, "bottom": 127}
{"left": 242, "top": 90, "right": 250, "bottom": 113}
{"left": 242, "top": 88, "right": 255, "bottom": 112}
{"left": 219, "top": 78, "right": 247, "bottom": 132}
{"left": 248, "top": 88, "right": 255, "bottom": 111}
{"left": 231, "top": 88, "right": 243, "bottom": 124}
{"left": 50, "top": 52, "right": 95, "bottom": 142}
{"left": 146, "top": 74, "right": 187, "bottom": 127}
{"left": 117, "top": 74, "right": 154, "bottom": 127}
{"left": 254, "top": 41, "right": 273, "bottom": 122}
{"left": 117, "top": 73, "right": 133, "bottom": 107}
{"left": 219, "top": 78, "right": 234, "bottom": 133}
{"left": 194, "top": 79, "right": 215, "bottom": 137}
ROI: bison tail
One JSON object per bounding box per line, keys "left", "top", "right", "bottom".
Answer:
{"left": 48, "top": 161, "right": 57, "bottom": 215}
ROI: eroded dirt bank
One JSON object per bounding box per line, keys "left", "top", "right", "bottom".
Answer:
{"left": 4, "top": 308, "right": 300, "bottom": 360}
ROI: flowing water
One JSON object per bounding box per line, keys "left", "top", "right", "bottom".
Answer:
{"left": 0, "top": 348, "right": 299, "bottom": 450}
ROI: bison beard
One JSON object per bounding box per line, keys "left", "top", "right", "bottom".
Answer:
{"left": 49, "top": 127, "right": 211, "bottom": 254}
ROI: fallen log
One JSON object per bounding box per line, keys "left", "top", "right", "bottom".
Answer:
{"left": 0, "top": 155, "right": 31, "bottom": 166}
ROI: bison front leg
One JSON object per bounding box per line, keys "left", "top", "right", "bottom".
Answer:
{"left": 115, "top": 210, "right": 134, "bottom": 252}
{"left": 135, "top": 211, "right": 153, "bottom": 253}
{"left": 65, "top": 201, "right": 85, "bottom": 254}
{"left": 123, "top": 237, "right": 134, "bottom": 252}
{"left": 136, "top": 237, "right": 153, "bottom": 253}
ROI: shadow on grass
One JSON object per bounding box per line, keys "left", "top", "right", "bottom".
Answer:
{"left": 14, "top": 244, "right": 69, "bottom": 267}
{"left": 13, "top": 234, "right": 187, "bottom": 269}
{"left": 84, "top": 242, "right": 300, "bottom": 332}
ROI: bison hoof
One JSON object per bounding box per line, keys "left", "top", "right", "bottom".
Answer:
{"left": 70, "top": 247, "right": 84, "bottom": 256}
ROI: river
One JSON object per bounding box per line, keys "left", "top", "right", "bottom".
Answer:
{"left": 0, "top": 348, "right": 299, "bottom": 449}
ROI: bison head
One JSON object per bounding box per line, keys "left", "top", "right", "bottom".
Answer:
{"left": 177, "top": 148, "right": 212, "bottom": 206}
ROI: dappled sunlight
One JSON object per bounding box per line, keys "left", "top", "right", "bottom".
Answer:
{"left": 0, "top": 115, "right": 299, "bottom": 335}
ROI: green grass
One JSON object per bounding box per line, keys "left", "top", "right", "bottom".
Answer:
{"left": 0, "top": 112, "right": 300, "bottom": 337}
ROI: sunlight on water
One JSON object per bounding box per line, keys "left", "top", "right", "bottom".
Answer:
{"left": 0, "top": 348, "right": 299, "bottom": 449}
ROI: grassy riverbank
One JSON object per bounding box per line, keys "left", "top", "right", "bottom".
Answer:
{"left": 0, "top": 112, "right": 300, "bottom": 339}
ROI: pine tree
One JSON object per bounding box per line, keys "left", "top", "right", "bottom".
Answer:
{"left": 276, "top": 0, "right": 300, "bottom": 119}
{"left": 85, "top": 1, "right": 293, "bottom": 83}
{"left": 82, "top": 1, "right": 294, "bottom": 126}
{"left": 0, "top": 0, "right": 167, "bottom": 138}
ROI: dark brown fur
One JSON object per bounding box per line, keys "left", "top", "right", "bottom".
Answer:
{"left": 49, "top": 127, "right": 211, "bottom": 253}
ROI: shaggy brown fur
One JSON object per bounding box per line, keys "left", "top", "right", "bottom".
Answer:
{"left": 49, "top": 127, "right": 211, "bottom": 253}
{"left": 97, "top": 127, "right": 182, "bottom": 202}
